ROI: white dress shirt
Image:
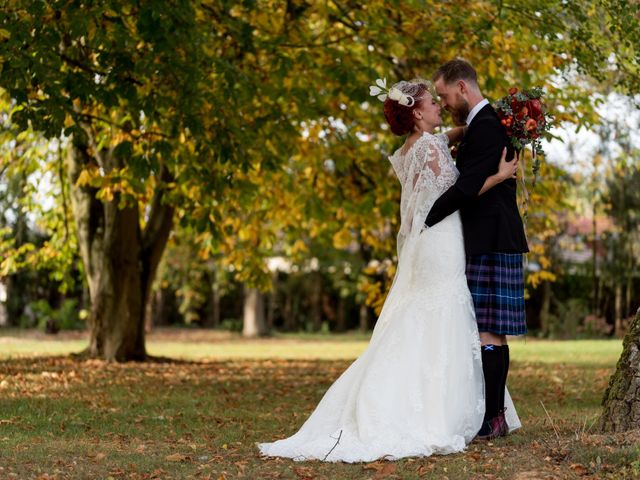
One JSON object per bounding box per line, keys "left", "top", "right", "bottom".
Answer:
{"left": 465, "top": 98, "right": 489, "bottom": 126}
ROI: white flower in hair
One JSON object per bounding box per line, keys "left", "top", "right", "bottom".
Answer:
{"left": 369, "top": 78, "right": 388, "bottom": 101}
{"left": 369, "top": 78, "right": 416, "bottom": 106}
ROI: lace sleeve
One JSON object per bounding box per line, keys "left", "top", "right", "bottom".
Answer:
{"left": 399, "top": 133, "right": 458, "bottom": 237}
{"left": 436, "top": 132, "right": 450, "bottom": 147}
{"left": 388, "top": 152, "right": 405, "bottom": 184}
{"left": 409, "top": 134, "right": 457, "bottom": 191}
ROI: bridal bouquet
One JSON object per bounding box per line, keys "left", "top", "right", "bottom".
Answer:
{"left": 494, "top": 86, "right": 553, "bottom": 228}
{"left": 493, "top": 86, "right": 552, "bottom": 177}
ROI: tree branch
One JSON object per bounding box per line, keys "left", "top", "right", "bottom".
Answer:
{"left": 57, "top": 139, "right": 70, "bottom": 241}
{"left": 59, "top": 52, "right": 108, "bottom": 76}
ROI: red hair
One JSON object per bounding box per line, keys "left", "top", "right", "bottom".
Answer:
{"left": 382, "top": 84, "right": 428, "bottom": 136}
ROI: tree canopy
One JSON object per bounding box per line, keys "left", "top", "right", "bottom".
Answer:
{"left": 0, "top": 0, "right": 639, "bottom": 358}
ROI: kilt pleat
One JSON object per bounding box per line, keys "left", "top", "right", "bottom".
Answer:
{"left": 465, "top": 253, "right": 527, "bottom": 336}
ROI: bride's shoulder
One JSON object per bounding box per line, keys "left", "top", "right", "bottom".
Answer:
{"left": 393, "top": 131, "right": 444, "bottom": 158}
{"left": 412, "top": 131, "right": 444, "bottom": 151}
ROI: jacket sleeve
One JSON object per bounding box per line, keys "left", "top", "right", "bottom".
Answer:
{"left": 424, "top": 118, "right": 505, "bottom": 227}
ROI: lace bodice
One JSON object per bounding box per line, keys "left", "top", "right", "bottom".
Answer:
{"left": 388, "top": 132, "right": 459, "bottom": 241}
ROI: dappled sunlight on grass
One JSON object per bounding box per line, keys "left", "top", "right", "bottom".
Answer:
{"left": 508, "top": 338, "right": 623, "bottom": 367}
{"left": 0, "top": 328, "right": 623, "bottom": 365}
{"left": 0, "top": 347, "right": 637, "bottom": 479}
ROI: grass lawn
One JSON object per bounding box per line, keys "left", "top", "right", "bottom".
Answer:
{"left": 0, "top": 328, "right": 638, "bottom": 479}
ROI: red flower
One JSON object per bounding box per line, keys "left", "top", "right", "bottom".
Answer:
{"left": 526, "top": 99, "right": 542, "bottom": 118}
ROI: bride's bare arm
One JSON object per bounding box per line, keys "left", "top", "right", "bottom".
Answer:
{"left": 478, "top": 148, "right": 518, "bottom": 195}
{"left": 444, "top": 126, "right": 466, "bottom": 144}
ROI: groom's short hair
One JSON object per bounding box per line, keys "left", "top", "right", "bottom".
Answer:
{"left": 433, "top": 59, "right": 478, "bottom": 85}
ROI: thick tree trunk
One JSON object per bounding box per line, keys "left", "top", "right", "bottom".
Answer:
{"left": 88, "top": 201, "right": 146, "bottom": 360}
{"left": 67, "top": 139, "right": 173, "bottom": 361}
{"left": 597, "top": 307, "right": 640, "bottom": 432}
{"left": 243, "top": 286, "right": 267, "bottom": 337}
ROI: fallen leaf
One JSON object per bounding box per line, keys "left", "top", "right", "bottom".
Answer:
{"left": 293, "top": 466, "right": 315, "bottom": 479}
{"left": 363, "top": 461, "right": 386, "bottom": 472}
{"left": 570, "top": 463, "right": 589, "bottom": 476}
{"left": 165, "top": 453, "right": 189, "bottom": 462}
{"left": 417, "top": 464, "right": 434, "bottom": 474}
{"left": 376, "top": 463, "right": 397, "bottom": 478}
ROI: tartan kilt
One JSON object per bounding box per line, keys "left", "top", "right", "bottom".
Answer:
{"left": 465, "top": 253, "right": 527, "bottom": 336}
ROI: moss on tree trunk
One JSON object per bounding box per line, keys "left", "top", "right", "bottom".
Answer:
{"left": 597, "top": 307, "right": 640, "bottom": 432}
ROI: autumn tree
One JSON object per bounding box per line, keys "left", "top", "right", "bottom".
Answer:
{"left": 0, "top": 1, "right": 310, "bottom": 359}
{"left": 1, "top": 0, "right": 637, "bottom": 361}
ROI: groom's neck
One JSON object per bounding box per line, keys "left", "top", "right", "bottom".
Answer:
{"left": 466, "top": 90, "right": 485, "bottom": 110}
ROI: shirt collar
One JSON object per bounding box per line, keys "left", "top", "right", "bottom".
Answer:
{"left": 466, "top": 98, "right": 489, "bottom": 126}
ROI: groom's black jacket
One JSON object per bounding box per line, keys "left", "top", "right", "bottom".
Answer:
{"left": 424, "top": 103, "right": 529, "bottom": 256}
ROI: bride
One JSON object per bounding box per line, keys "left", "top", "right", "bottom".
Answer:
{"left": 258, "top": 78, "right": 520, "bottom": 463}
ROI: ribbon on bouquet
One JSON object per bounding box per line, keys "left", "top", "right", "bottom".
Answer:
{"left": 518, "top": 148, "right": 532, "bottom": 271}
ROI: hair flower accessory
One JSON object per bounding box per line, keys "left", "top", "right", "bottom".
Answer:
{"left": 369, "top": 78, "right": 416, "bottom": 107}
{"left": 369, "top": 78, "right": 388, "bottom": 100}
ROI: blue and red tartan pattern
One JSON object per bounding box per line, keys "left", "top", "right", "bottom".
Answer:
{"left": 465, "top": 253, "right": 527, "bottom": 336}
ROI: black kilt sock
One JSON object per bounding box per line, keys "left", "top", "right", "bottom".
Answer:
{"left": 481, "top": 344, "right": 504, "bottom": 422}
{"left": 500, "top": 345, "right": 510, "bottom": 412}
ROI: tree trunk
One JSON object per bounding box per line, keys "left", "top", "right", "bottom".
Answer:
{"left": 266, "top": 285, "right": 276, "bottom": 331}
{"left": 145, "top": 289, "right": 158, "bottom": 332}
{"left": 335, "top": 296, "right": 347, "bottom": 333}
{"left": 310, "top": 274, "right": 322, "bottom": 332}
{"left": 359, "top": 304, "right": 369, "bottom": 332}
{"left": 67, "top": 139, "right": 173, "bottom": 361}
{"left": 202, "top": 264, "right": 220, "bottom": 328}
{"left": 283, "top": 294, "right": 294, "bottom": 330}
{"left": 592, "top": 205, "right": 599, "bottom": 315}
{"left": 598, "top": 307, "right": 640, "bottom": 432}
{"left": 539, "top": 280, "right": 552, "bottom": 337}
{"left": 614, "top": 283, "right": 623, "bottom": 337}
{"left": 243, "top": 286, "right": 267, "bottom": 337}
{"left": 209, "top": 282, "right": 221, "bottom": 328}
{"left": 0, "top": 279, "right": 7, "bottom": 327}
{"left": 625, "top": 278, "right": 632, "bottom": 319}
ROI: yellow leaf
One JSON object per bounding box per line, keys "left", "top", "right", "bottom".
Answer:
{"left": 75, "top": 169, "right": 94, "bottom": 187}
{"left": 332, "top": 229, "right": 352, "bottom": 249}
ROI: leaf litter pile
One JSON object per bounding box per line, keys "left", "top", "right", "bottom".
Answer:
{"left": 0, "top": 354, "right": 638, "bottom": 479}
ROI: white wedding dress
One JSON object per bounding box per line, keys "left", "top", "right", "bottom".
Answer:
{"left": 258, "top": 132, "right": 521, "bottom": 463}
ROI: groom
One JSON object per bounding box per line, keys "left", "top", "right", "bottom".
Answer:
{"left": 424, "top": 59, "right": 529, "bottom": 440}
